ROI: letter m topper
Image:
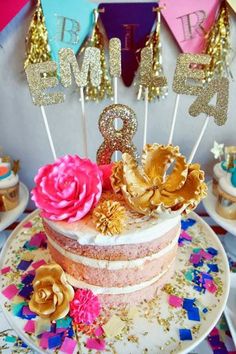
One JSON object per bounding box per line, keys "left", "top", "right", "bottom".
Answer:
{"left": 41, "top": 0, "right": 97, "bottom": 70}
{"left": 160, "top": 0, "right": 220, "bottom": 53}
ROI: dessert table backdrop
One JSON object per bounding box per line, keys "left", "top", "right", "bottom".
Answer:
{"left": 0, "top": 0, "right": 236, "bottom": 210}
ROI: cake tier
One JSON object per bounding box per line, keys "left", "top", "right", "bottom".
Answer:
{"left": 43, "top": 216, "right": 180, "bottom": 306}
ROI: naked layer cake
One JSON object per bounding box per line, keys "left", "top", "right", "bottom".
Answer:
{"left": 32, "top": 144, "right": 207, "bottom": 306}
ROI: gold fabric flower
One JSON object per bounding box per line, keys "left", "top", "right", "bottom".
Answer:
{"left": 111, "top": 161, "right": 124, "bottom": 193}
{"left": 114, "top": 144, "right": 207, "bottom": 216}
{"left": 92, "top": 200, "right": 126, "bottom": 235}
{"left": 29, "top": 264, "right": 74, "bottom": 321}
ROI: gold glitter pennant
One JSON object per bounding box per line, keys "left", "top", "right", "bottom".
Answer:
{"left": 109, "top": 38, "right": 121, "bottom": 78}
{"left": 83, "top": 9, "right": 113, "bottom": 101}
{"left": 59, "top": 47, "right": 101, "bottom": 88}
{"left": 189, "top": 77, "right": 229, "bottom": 126}
{"left": 173, "top": 54, "right": 211, "bottom": 95}
{"left": 204, "top": 1, "right": 231, "bottom": 81}
{"left": 97, "top": 104, "right": 137, "bottom": 165}
{"left": 24, "top": 0, "right": 51, "bottom": 69}
{"left": 25, "top": 61, "right": 65, "bottom": 106}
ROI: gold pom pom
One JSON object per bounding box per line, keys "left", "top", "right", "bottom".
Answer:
{"left": 92, "top": 200, "right": 126, "bottom": 235}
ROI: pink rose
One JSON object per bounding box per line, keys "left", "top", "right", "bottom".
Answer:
{"left": 70, "top": 289, "right": 101, "bottom": 325}
{"left": 99, "top": 163, "right": 114, "bottom": 191}
{"left": 32, "top": 155, "right": 103, "bottom": 222}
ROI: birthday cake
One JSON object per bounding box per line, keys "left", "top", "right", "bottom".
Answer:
{"left": 0, "top": 154, "right": 20, "bottom": 212}
{"left": 32, "top": 144, "right": 207, "bottom": 306}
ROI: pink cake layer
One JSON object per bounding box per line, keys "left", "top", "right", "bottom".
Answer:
{"left": 48, "top": 240, "right": 178, "bottom": 287}
{"left": 43, "top": 220, "right": 180, "bottom": 261}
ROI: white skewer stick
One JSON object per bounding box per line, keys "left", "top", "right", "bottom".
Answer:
{"left": 188, "top": 116, "right": 210, "bottom": 164}
{"left": 114, "top": 77, "right": 119, "bottom": 162}
{"left": 143, "top": 87, "right": 149, "bottom": 149}
{"left": 80, "top": 87, "right": 88, "bottom": 158}
{"left": 168, "top": 94, "right": 180, "bottom": 145}
{"left": 40, "top": 106, "right": 57, "bottom": 161}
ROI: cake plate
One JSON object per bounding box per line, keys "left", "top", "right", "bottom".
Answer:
{"left": 0, "top": 210, "right": 230, "bottom": 354}
{"left": 203, "top": 181, "right": 236, "bottom": 259}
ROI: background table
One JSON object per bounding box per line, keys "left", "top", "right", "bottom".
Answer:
{"left": 0, "top": 211, "right": 235, "bottom": 354}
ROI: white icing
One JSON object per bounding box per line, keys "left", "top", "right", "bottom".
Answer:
{"left": 46, "top": 214, "right": 180, "bottom": 246}
{"left": 213, "top": 163, "right": 226, "bottom": 180}
{"left": 0, "top": 172, "right": 19, "bottom": 189}
{"left": 66, "top": 261, "right": 174, "bottom": 295}
{"left": 219, "top": 175, "right": 236, "bottom": 197}
{"left": 47, "top": 232, "right": 179, "bottom": 270}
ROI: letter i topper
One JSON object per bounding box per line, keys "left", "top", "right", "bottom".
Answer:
{"left": 41, "top": 0, "right": 97, "bottom": 70}
{"left": 160, "top": 0, "right": 219, "bottom": 53}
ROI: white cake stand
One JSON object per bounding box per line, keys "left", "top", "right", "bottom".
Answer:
{"left": 0, "top": 182, "right": 29, "bottom": 232}
{"left": 203, "top": 181, "right": 236, "bottom": 259}
{"left": 0, "top": 211, "right": 230, "bottom": 354}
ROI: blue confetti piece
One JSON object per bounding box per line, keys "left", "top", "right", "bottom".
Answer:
{"left": 181, "top": 219, "right": 196, "bottom": 230}
{"left": 193, "top": 285, "right": 205, "bottom": 293}
{"left": 179, "top": 329, "right": 192, "bottom": 341}
{"left": 68, "top": 326, "right": 74, "bottom": 337}
{"left": 187, "top": 307, "right": 200, "bottom": 322}
{"left": 206, "top": 247, "right": 218, "bottom": 256}
{"left": 203, "top": 308, "right": 208, "bottom": 313}
{"left": 207, "top": 264, "right": 219, "bottom": 273}
{"left": 17, "top": 260, "right": 32, "bottom": 271}
{"left": 193, "top": 260, "right": 204, "bottom": 268}
{"left": 183, "top": 298, "right": 195, "bottom": 311}
{"left": 22, "top": 274, "right": 35, "bottom": 285}
{"left": 48, "top": 335, "right": 62, "bottom": 349}
{"left": 18, "top": 285, "right": 33, "bottom": 299}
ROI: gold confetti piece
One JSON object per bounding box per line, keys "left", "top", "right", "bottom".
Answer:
{"left": 21, "top": 252, "right": 35, "bottom": 261}
{"left": 24, "top": 0, "right": 51, "bottom": 69}
{"left": 189, "top": 77, "right": 229, "bottom": 126}
{"left": 127, "top": 306, "right": 139, "bottom": 319}
{"left": 103, "top": 315, "right": 126, "bottom": 338}
{"left": 35, "top": 318, "right": 51, "bottom": 336}
{"left": 173, "top": 54, "right": 210, "bottom": 95}
{"left": 59, "top": 47, "right": 101, "bottom": 88}
{"left": 25, "top": 61, "right": 65, "bottom": 106}
{"left": 96, "top": 104, "right": 137, "bottom": 165}
{"left": 109, "top": 38, "right": 121, "bottom": 78}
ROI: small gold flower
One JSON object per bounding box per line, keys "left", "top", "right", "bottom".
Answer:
{"left": 111, "top": 161, "right": 124, "bottom": 193}
{"left": 92, "top": 200, "right": 126, "bottom": 235}
{"left": 29, "top": 264, "right": 74, "bottom": 321}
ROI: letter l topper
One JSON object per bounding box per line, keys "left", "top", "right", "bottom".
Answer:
{"left": 160, "top": 0, "right": 220, "bottom": 53}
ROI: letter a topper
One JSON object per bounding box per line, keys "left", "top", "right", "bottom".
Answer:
{"left": 173, "top": 54, "right": 229, "bottom": 126}
{"left": 160, "top": 0, "right": 219, "bottom": 53}
{"left": 40, "top": 0, "right": 97, "bottom": 71}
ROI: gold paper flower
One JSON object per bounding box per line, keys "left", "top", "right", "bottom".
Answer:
{"left": 92, "top": 200, "right": 126, "bottom": 235}
{"left": 113, "top": 144, "right": 207, "bottom": 216}
{"left": 29, "top": 264, "right": 74, "bottom": 321}
{"left": 111, "top": 161, "right": 124, "bottom": 193}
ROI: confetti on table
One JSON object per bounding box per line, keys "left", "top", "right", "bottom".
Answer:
{"left": 24, "top": 320, "right": 36, "bottom": 334}
{"left": 94, "top": 326, "right": 104, "bottom": 337}
{"left": 60, "top": 337, "right": 77, "bottom": 354}
{"left": 31, "top": 259, "right": 46, "bottom": 269}
{"left": 207, "top": 263, "right": 219, "bottom": 273}
{"left": 35, "top": 318, "right": 51, "bottom": 335}
{"left": 22, "top": 306, "right": 37, "bottom": 319}
{"left": 29, "top": 232, "right": 47, "bottom": 248}
{"left": 17, "top": 259, "right": 33, "bottom": 271}
{"left": 21, "top": 273, "right": 35, "bottom": 284}
{"left": 56, "top": 316, "right": 72, "bottom": 329}
{"left": 18, "top": 284, "right": 33, "bottom": 299}
{"left": 86, "top": 338, "right": 106, "bottom": 350}
{"left": 48, "top": 334, "right": 62, "bottom": 349}
{"left": 2, "top": 284, "right": 19, "bottom": 299}
{"left": 103, "top": 315, "right": 126, "bottom": 338}
{"left": 168, "top": 295, "right": 183, "bottom": 308}
{"left": 0, "top": 266, "right": 11, "bottom": 274}
{"left": 179, "top": 328, "right": 193, "bottom": 341}
{"left": 181, "top": 218, "right": 196, "bottom": 230}
{"left": 23, "top": 221, "right": 33, "bottom": 228}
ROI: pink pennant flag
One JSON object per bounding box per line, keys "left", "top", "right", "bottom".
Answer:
{"left": 160, "top": 0, "right": 220, "bottom": 53}
{"left": 0, "top": 0, "right": 29, "bottom": 31}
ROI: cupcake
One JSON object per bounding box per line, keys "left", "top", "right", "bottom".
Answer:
{"left": 0, "top": 156, "right": 20, "bottom": 212}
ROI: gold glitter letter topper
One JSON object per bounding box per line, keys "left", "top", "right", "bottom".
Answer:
{"left": 97, "top": 104, "right": 137, "bottom": 165}
{"left": 173, "top": 54, "right": 211, "bottom": 95}
{"left": 59, "top": 47, "right": 102, "bottom": 88}
{"left": 25, "top": 61, "right": 65, "bottom": 106}
{"left": 109, "top": 38, "right": 121, "bottom": 78}
{"left": 189, "top": 77, "right": 229, "bottom": 126}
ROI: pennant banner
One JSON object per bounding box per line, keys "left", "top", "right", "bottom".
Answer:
{"left": 160, "top": 0, "right": 220, "bottom": 53}
{"left": 99, "top": 3, "right": 157, "bottom": 87}
{"left": 0, "top": 0, "right": 29, "bottom": 31}
{"left": 41, "top": 0, "right": 97, "bottom": 68}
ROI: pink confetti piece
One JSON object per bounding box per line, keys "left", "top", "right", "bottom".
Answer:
{"left": 22, "top": 306, "right": 36, "bottom": 317}
{"left": 29, "top": 232, "right": 46, "bottom": 247}
{"left": 181, "top": 231, "right": 192, "bottom": 241}
{"left": 23, "top": 221, "right": 33, "bottom": 228}
{"left": 210, "top": 327, "right": 219, "bottom": 336}
{"left": 94, "top": 326, "right": 104, "bottom": 337}
{"left": 31, "top": 259, "right": 46, "bottom": 269}
{"left": 86, "top": 338, "right": 106, "bottom": 351}
{"left": 0, "top": 266, "right": 11, "bottom": 275}
{"left": 204, "top": 279, "right": 217, "bottom": 293}
{"left": 190, "top": 254, "right": 201, "bottom": 264}
{"left": 60, "top": 337, "right": 77, "bottom": 354}
{"left": 24, "top": 320, "right": 36, "bottom": 334}
{"left": 199, "top": 249, "right": 213, "bottom": 260}
{"left": 39, "top": 332, "right": 54, "bottom": 349}
{"left": 168, "top": 295, "right": 183, "bottom": 308}
{"left": 2, "top": 284, "right": 19, "bottom": 300}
